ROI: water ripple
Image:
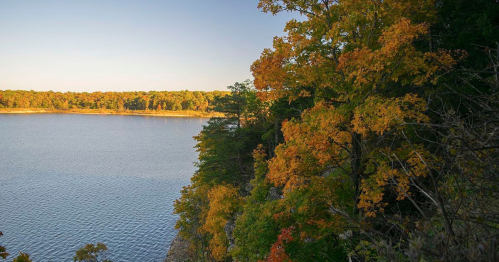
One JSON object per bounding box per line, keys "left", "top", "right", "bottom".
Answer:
{"left": 0, "top": 114, "right": 206, "bottom": 262}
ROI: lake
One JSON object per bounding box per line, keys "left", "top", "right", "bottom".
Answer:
{"left": 0, "top": 114, "right": 207, "bottom": 262}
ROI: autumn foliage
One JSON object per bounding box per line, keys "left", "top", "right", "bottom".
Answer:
{"left": 174, "top": 0, "right": 499, "bottom": 261}
{"left": 0, "top": 90, "right": 227, "bottom": 112}
{"left": 201, "top": 184, "right": 243, "bottom": 261}
{"left": 261, "top": 227, "right": 294, "bottom": 262}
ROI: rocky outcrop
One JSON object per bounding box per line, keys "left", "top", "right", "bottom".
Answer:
{"left": 266, "top": 187, "right": 283, "bottom": 201}
{"left": 165, "top": 234, "right": 191, "bottom": 262}
{"left": 224, "top": 217, "right": 237, "bottom": 252}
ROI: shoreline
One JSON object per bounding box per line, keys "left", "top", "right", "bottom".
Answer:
{"left": 0, "top": 108, "right": 223, "bottom": 118}
{"left": 164, "top": 233, "right": 191, "bottom": 262}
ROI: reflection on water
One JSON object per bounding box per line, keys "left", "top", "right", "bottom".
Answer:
{"left": 0, "top": 114, "right": 206, "bottom": 262}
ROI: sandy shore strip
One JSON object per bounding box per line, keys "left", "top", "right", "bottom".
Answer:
{"left": 1, "top": 110, "right": 48, "bottom": 114}
{"left": 0, "top": 108, "right": 223, "bottom": 118}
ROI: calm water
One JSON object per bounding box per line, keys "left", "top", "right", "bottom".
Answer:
{"left": 0, "top": 114, "right": 207, "bottom": 262}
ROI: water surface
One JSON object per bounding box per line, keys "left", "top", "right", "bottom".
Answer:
{"left": 0, "top": 114, "right": 206, "bottom": 262}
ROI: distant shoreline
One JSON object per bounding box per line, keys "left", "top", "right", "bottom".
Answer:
{"left": 0, "top": 108, "right": 223, "bottom": 118}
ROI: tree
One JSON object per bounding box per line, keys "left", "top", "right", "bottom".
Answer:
{"left": 231, "top": 146, "right": 282, "bottom": 261}
{"left": 174, "top": 183, "right": 211, "bottom": 260}
{"left": 249, "top": 0, "right": 467, "bottom": 260}
{"left": 201, "top": 184, "right": 243, "bottom": 261}
{"left": 0, "top": 232, "right": 8, "bottom": 260}
{"left": 193, "top": 81, "right": 264, "bottom": 185}
{"left": 213, "top": 80, "right": 255, "bottom": 129}
{"left": 173, "top": 1, "right": 499, "bottom": 260}
{"left": 174, "top": 82, "right": 266, "bottom": 260}
{"left": 12, "top": 253, "right": 32, "bottom": 262}
{"left": 73, "top": 243, "right": 111, "bottom": 262}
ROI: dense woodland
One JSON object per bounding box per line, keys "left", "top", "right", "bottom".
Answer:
{"left": 0, "top": 90, "right": 228, "bottom": 112}
{"left": 173, "top": 0, "right": 499, "bottom": 261}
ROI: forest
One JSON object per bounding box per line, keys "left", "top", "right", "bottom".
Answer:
{"left": 0, "top": 90, "right": 228, "bottom": 112}
{"left": 173, "top": 0, "right": 499, "bottom": 261}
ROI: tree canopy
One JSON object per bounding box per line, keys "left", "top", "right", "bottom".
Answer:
{"left": 174, "top": 0, "right": 499, "bottom": 261}
{"left": 0, "top": 90, "right": 227, "bottom": 111}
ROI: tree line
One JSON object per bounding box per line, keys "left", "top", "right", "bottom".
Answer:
{"left": 0, "top": 90, "right": 228, "bottom": 111}
{"left": 174, "top": 0, "right": 499, "bottom": 261}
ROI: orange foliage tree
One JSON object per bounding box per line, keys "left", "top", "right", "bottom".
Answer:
{"left": 251, "top": 0, "right": 461, "bottom": 258}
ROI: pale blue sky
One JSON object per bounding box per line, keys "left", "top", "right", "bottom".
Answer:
{"left": 0, "top": 0, "right": 296, "bottom": 92}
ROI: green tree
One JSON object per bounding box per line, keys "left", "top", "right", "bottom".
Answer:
{"left": 12, "top": 253, "right": 32, "bottom": 262}
{"left": 214, "top": 80, "right": 254, "bottom": 129}
{"left": 191, "top": 81, "right": 264, "bottom": 185}
{"left": 174, "top": 82, "right": 266, "bottom": 260}
{"left": 174, "top": 183, "right": 211, "bottom": 260}
{"left": 73, "top": 243, "right": 111, "bottom": 262}
{"left": 0, "top": 232, "right": 8, "bottom": 260}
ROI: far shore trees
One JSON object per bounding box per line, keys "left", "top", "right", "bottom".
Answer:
{"left": 0, "top": 90, "right": 228, "bottom": 112}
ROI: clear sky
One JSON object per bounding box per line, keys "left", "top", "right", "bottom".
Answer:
{"left": 0, "top": 0, "right": 296, "bottom": 92}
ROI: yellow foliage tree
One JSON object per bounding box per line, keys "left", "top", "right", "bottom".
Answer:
{"left": 201, "top": 184, "right": 243, "bottom": 261}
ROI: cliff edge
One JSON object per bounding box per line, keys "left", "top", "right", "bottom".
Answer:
{"left": 164, "top": 234, "right": 191, "bottom": 262}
